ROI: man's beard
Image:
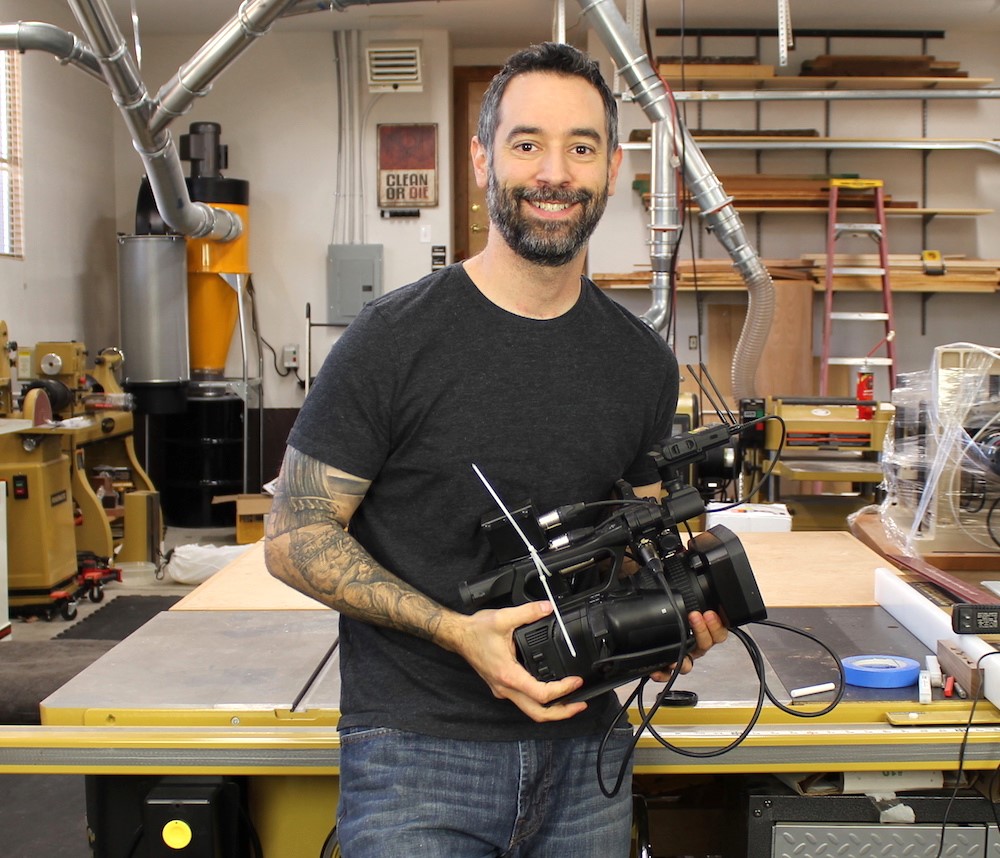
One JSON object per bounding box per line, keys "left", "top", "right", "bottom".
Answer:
{"left": 486, "top": 171, "right": 609, "bottom": 268}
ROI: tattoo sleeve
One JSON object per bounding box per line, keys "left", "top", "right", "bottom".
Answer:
{"left": 264, "top": 446, "right": 451, "bottom": 645}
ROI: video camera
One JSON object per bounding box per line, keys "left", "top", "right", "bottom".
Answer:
{"left": 461, "top": 423, "right": 768, "bottom": 702}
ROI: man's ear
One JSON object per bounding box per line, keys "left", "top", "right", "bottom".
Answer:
{"left": 471, "top": 136, "right": 490, "bottom": 190}
{"left": 607, "top": 145, "right": 624, "bottom": 197}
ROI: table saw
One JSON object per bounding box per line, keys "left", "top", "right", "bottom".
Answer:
{"left": 4, "top": 532, "right": 1000, "bottom": 857}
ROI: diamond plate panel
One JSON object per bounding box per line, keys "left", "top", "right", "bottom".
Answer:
{"left": 773, "top": 822, "right": 987, "bottom": 857}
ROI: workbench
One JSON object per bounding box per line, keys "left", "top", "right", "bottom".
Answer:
{"left": 4, "top": 530, "right": 1000, "bottom": 857}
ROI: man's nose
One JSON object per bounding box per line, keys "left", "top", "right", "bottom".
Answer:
{"left": 534, "top": 149, "right": 572, "bottom": 186}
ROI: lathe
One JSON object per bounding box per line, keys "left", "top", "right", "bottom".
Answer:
{"left": 0, "top": 330, "right": 160, "bottom": 619}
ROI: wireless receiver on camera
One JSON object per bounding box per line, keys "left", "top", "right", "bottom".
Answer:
{"left": 463, "top": 420, "right": 768, "bottom": 703}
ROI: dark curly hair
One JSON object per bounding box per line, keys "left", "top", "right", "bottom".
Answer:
{"left": 476, "top": 42, "right": 619, "bottom": 161}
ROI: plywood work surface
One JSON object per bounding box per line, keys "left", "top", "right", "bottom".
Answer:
{"left": 172, "top": 542, "right": 328, "bottom": 611}
{"left": 173, "top": 532, "right": 879, "bottom": 613}
{"left": 734, "top": 530, "right": 879, "bottom": 607}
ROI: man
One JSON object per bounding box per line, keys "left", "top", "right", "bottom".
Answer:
{"left": 265, "top": 42, "right": 726, "bottom": 857}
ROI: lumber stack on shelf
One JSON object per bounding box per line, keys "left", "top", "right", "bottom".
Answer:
{"left": 803, "top": 253, "right": 1000, "bottom": 292}
{"left": 593, "top": 256, "right": 1000, "bottom": 293}
{"left": 800, "top": 55, "right": 969, "bottom": 78}
{"left": 631, "top": 174, "right": 918, "bottom": 210}
{"left": 627, "top": 128, "right": 821, "bottom": 142}
{"left": 656, "top": 56, "right": 775, "bottom": 79}
{"left": 593, "top": 260, "right": 814, "bottom": 291}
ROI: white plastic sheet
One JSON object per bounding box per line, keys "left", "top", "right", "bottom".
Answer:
{"left": 165, "top": 543, "right": 252, "bottom": 585}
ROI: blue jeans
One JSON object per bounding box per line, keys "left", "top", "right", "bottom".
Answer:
{"left": 336, "top": 724, "right": 635, "bottom": 857}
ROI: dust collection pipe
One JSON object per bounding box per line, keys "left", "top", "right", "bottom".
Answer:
{"left": 150, "top": 0, "right": 460, "bottom": 133}
{"left": 59, "top": 0, "right": 443, "bottom": 241}
{"left": 64, "top": 0, "right": 307, "bottom": 242}
{"left": 150, "top": 0, "right": 313, "bottom": 134}
{"left": 0, "top": 21, "right": 103, "bottom": 80}
{"left": 579, "top": 0, "right": 775, "bottom": 401}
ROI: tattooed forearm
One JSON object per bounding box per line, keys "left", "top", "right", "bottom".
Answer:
{"left": 289, "top": 524, "right": 447, "bottom": 642}
{"left": 267, "top": 447, "right": 366, "bottom": 533}
{"left": 264, "top": 445, "right": 454, "bottom": 646}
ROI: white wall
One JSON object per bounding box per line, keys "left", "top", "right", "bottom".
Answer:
{"left": 0, "top": 0, "right": 117, "bottom": 356}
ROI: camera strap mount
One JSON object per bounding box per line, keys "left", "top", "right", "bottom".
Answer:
{"left": 472, "top": 463, "right": 578, "bottom": 657}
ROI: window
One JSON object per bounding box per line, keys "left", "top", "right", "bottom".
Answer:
{"left": 0, "top": 51, "right": 23, "bottom": 258}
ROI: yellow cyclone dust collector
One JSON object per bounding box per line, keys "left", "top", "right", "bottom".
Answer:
{"left": 186, "top": 200, "right": 249, "bottom": 380}
{"left": 181, "top": 122, "right": 250, "bottom": 381}
{"left": 130, "top": 121, "right": 249, "bottom": 389}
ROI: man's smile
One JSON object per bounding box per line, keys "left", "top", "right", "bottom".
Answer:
{"left": 531, "top": 200, "right": 574, "bottom": 213}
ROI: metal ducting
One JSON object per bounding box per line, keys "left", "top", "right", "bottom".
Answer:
{"left": 0, "top": 21, "right": 102, "bottom": 80}
{"left": 579, "top": 0, "right": 775, "bottom": 401}
{"left": 50, "top": 0, "right": 443, "bottom": 241}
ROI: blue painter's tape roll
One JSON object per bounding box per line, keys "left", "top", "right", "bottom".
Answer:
{"left": 842, "top": 655, "right": 922, "bottom": 688}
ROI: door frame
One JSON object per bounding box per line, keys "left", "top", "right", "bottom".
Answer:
{"left": 451, "top": 65, "right": 501, "bottom": 262}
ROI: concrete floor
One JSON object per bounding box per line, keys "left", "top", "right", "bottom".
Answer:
{"left": 1, "top": 525, "right": 241, "bottom": 857}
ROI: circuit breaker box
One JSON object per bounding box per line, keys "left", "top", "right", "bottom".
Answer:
{"left": 327, "top": 244, "right": 383, "bottom": 324}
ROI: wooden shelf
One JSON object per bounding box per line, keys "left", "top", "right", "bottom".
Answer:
{"left": 634, "top": 201, "right": 992, "bottom": 218}
{"left": 622, "top": 137, "right": 1000, "bottom": 156}
{"left": 659, "top": 74, "right": 994, "bottom": 90}
{"left": 733, "top": 206, "right": 992, "bottom": 217}
{"left": 594, "top": 259, "right": 1000, "bottom": 294}
{"left": 597, "top": 281, "right": 998, "bottom": 294}
{"left": 772, "top": 459, "right": 885, "bottom": 483}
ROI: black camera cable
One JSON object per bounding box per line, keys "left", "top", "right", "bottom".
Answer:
{"left": 597, "top": 616, "right": 846, "bottom": 798}
{"left": 931, "top": 649, "right": 1000, "bottom": 858}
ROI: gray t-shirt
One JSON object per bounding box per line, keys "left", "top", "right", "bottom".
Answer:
{"left": 288, "top": 263, "right": 678, "bottom": 740}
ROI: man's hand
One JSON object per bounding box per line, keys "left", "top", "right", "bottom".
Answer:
{"left": 449, "top": 601, "right": 588, "bottom": 723}
{"left": 651, "top": 609, "right": 728, "bottom": 681}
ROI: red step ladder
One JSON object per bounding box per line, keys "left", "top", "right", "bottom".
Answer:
{"left": 819, "top": 178, "right": 897, "bottom": 396}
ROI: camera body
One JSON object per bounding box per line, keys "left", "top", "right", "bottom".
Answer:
{"left": 461, "top": 426, "right": 768, "bottom": 701}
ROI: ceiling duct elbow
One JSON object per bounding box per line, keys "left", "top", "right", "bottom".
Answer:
{"left": 365, "top": 42, "right": 422, "bottom": 93}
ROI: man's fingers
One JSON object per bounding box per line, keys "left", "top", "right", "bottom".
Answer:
{"left": 480, "top": 601, "right": 591, "bottom": 722}
{"left": 688, "top": 610, "right": 727, "bottom": 658}
{"left": 648, "top": 611, "right": 729, "bottom": 681}
{"left": 508, "top": 675, "right": 588, "bottom": 722}
{"left": 502, "top": 598, "right": 558, "bottom": 629}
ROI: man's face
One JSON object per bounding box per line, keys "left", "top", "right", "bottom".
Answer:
{"left": 473, "top": 72, "right": 621, "bottom": 267}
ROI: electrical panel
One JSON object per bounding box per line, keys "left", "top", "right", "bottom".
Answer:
{"left": 327, "top": 244, "right": 384, "bottom": 325}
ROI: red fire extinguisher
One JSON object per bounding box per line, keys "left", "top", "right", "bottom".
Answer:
{"left": 856, "top": 331, "right": 894, "bottom": 420}
{"left": 856, "top": 367, "right": 874, "bottom": 420}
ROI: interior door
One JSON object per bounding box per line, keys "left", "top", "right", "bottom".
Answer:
{"left": 452, "top": 66, "right": 500, "bottom": 261}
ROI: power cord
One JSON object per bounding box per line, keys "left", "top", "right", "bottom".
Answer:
{"left": 246, "top": 276, "right": 304, "bottom": 386}
{"left": 932, "top": 649, "right": 1000, "bottom": 858}
{"left": 597, "top": 616, "right": 846, "bottom": 798}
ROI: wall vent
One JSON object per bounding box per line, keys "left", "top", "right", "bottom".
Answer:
{"left": 366, "top": 43, "right": 423, "bottom": 93}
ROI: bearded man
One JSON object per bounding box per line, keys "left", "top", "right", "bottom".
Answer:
{"left": 265, "top": 41, "right": 725, "bottom": 858}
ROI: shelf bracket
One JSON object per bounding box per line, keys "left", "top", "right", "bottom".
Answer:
{"left": 921, "top": 293, "right": 934, "bottom": 335}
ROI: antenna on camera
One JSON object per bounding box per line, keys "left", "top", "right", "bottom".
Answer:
{"left": 686, "top": 362, "right": 737, "bottom": 427}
